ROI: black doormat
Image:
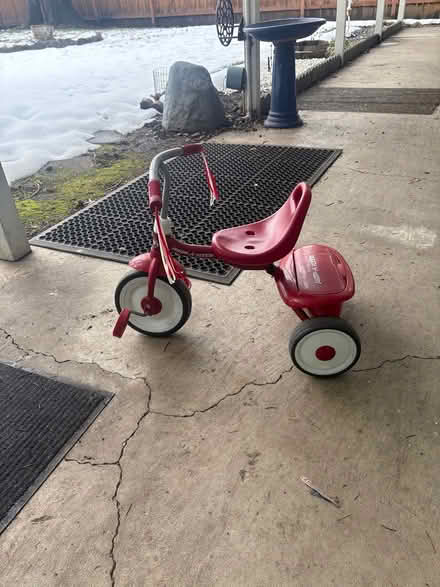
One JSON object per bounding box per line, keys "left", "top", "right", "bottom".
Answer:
{"left": 0, "top": 362, "right": 112, "bottom": 534}
{"left": 31, "top": 143, "right": 341, "bottom": 285}
{"left": 298, "top": 88, "right": 440, "bottom": 115}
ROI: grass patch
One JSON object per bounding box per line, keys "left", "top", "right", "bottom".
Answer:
{"left": 16, "top": 199, "right": 71, "bottom": 232}
{"left": 57, "top": 156, "right": 146, "bottom": 202}
{"left": 16, "top": 154, "right": 147, "bottom": 236}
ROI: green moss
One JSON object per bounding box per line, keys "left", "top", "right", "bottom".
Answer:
{"left": 16, "top": 199, "right": 70, "bottom": 230}
{"left": 57, "top": 157, "right": 146, "bottom": 202}
{"left": 15, "top": 155, "right": 148, "bottom": 236}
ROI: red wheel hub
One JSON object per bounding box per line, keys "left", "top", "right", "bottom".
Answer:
{"left": 315, "top": 345, "right": 336, "bottom": 361}
{"left": 141, "top": 296, "right": 162, "bottom": 316}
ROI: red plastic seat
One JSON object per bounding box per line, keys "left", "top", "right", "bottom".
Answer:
{"left": 212, "top": 183, "right": 312, "bottom": 268}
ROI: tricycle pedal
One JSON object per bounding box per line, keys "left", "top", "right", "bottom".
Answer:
{"left": 113, "top": 308, "right": 131, "bottom": 338}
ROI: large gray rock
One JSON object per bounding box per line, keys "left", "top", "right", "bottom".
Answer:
{"left": 163, "top": 61, "right": 225, "bottom": 132}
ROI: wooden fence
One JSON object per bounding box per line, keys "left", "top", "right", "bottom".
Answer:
{"left": 1, "top": 0, "right": 439, "bottom": 26}
{"left": 0, "top": 0, "right": 28, "bottom": 26}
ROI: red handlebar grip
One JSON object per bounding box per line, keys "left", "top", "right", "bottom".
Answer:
{"left": 183, "top": 143, "right": 204, "bottom": 156}
{"left": 148, "top": 179, "right": 162, "bottom": 211}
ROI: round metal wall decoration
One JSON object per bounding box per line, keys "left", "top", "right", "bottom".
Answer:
{"left": 216, "top": 0, "right": 235, "bottom": 46}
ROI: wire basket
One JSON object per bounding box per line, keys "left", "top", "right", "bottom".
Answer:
{"left": 153, "top": 67, "right": 169, "bottom": 96}
{"left": 31, "top": 25, "right": 55, "bottom": 41}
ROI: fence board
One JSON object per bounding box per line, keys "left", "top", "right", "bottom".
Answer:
{"left": 1, "top": 0, "right": 438, "bottom": 27}
{"left": 0, "top": 0, "right": 28, "bottom": 26}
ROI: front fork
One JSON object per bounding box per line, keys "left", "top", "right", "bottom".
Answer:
{"left": 140, "top": 246, "right": 162, "bottom": 316}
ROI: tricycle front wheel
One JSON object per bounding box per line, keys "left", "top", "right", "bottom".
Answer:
{"left": 289, "top": 317, "right": 361, "bottom": 377}
{"left": 115, "top": 271, "right": 192, "bottom": 337}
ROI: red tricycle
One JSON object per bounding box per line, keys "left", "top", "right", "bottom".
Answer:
{"left": 113, "top": 144, "right": 361, "bottom": 377}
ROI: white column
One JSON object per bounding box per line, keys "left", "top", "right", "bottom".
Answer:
{"left": 244, "top": 0, "right": 261, "bottom": 119}
{"left": 397, "top": 0, "right": 406, "bottom": 20}
{"left": 0, "top": 164, "right": 31, "bottom": 261}
{"left": 335, "top": 0, "right": 347, "bottom": 64}
{"left": 375, "top": 0, "right": 386, "bottom": 36}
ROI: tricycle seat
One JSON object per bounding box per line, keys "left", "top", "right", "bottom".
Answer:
{"left": 211, "top": 183, "right": 311, "bottom": 268}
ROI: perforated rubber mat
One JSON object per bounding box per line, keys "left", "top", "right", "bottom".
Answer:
{"left": 298, "top": 88, "right": 440, "bottom": 115}
{"left": 0, "top": 362, "right": 112, "bottom": 534}
{"left": 31, "top": 143, "right": 342, "bottom": 285}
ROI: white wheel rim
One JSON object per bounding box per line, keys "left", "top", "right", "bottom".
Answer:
{"left": 119, "top": 276, "right": 184, "bottom": 334}
{"left": 294, "top": 329, "right": 358, "bottom": 375}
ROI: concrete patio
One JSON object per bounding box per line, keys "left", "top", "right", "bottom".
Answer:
{"left": 1, "top": 26, "right": 439, "bottom": 586}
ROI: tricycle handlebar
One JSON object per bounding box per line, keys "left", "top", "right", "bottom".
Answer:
{"left": 148, "top": 144, "right": 204, "bottom": 212}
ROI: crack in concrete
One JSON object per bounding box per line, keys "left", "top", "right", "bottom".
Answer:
{"left": 109, "top": 383, "right": 151, "bottom": 587}
{"left": 1, "top": 323, "right": 296, "bottom": 421}
{"left": 60, "top": 368, "right": 298, "bottom": 583}
{"left": 56, "top": 381, "right": 151, "bottom": 587}
{"left": 346, "top": 167, "right": 439, "bottom": 182}
{"left": 0, "top": 326, "right": 140, "bottom": 384}
{"left": 0, "top": 327, "right": 32, "bottom": 360}
{"left": 62, "top": 385, "right": 152, "bottom": 587}
{"left": 150, "top": 354, "right": 440, "bottom": 419}
{"left": 151, "top": 365, "right": 295, "bottom": 418}
{"left": 41, "top": 377, "right": 151, "bottom": 587}
{"left": 353, "top": 354, "right": 440, "bottom": 373}
{"left": 64, "top": 457, "right": 119, "bottom": 467}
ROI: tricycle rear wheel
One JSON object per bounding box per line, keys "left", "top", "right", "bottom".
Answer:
{"left": 289, "top": 317, "right": 361, "bottom": 377}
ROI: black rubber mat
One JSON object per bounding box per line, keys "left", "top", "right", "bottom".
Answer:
{"left": 31, "top": 143, "right": 341, "bottom": 285}
{"left": 0, "top": 362, "right": 112, "bottom": 534}
{"left": 298, "top": 88, "right": 440, "bottom": 115}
